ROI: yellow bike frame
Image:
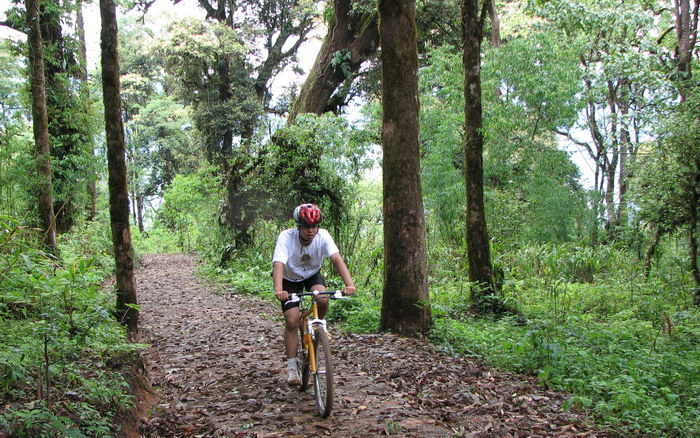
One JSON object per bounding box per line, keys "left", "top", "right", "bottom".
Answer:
{"left": 301, "top": 301, "right": 319, "bottom": 372}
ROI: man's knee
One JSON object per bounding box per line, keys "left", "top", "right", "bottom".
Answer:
{"left": 284, "top": 312, "right": 300, "bottom": 330}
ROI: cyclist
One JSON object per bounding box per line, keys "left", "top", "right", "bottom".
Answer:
{"left": 272, "top": 203, "right": 356, "bottom": 385}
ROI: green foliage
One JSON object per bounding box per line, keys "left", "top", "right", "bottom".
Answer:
{"left": 430, "top": 308, "right": 700, "bottom": 437}
{"left": 424, "top": 235, "right": 700, "bottom": 437}
{"left": 155, "top": 168, "right": 223, "bottom": 254}
{"left": 156, "top": 17, "right": 262, "bottom": 165}
{"left": 419, "top": 45, "right": 589, "bottom": 245}
{"left": 483, "top": 28, "right": 583, "bottom": 132}
{"left": 331, "top": 177, "right": 383, "bottom": 282}
{"left": 630, "top": 92, "right": 700, "bottom": 235}
{"left": 227, "top": 113, "right": 376, "bottom": 232}
{"left": 331, "top": 49, "right": 353, "bottom": 79}
{"left": 0, "top": 215, "right": 139, "bottom": 436}
{"left": 0, "top": 43, "right": 37, "bottom": 219}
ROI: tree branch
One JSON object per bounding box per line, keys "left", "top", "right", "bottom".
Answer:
{"left": 0, "top": 20, "right": 24, "bottom": 33}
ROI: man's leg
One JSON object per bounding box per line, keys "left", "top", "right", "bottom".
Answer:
{"left": 283, "top": 307, "right": 300, "bottom": 359}
{"left": 281, "top": 279, "right": 303, "bottom": 385}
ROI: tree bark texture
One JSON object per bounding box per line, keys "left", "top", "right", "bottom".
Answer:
{"left": 288, "top": 0, "right": 379, "bottom": 122}
{"left": 378, "top": 0, "right": 431, "bottom": 335}
{"left": 41, "top": 0, "right": 83, "bottom": 234}
{"left": 691, "top": 171, "right": 700, "bottom": 306}
{"left": 77, "top": 0, "right": 98, "bottom": 221}
{"left": 487, "top": 0, "right": 500, "bottom": 47}
{"left": 673, "top": 0, "right": 698, "bottom": 101}
{"left": 26, "top": 0, "right": 58, "bottom": 253}
{"left": 674, "top": 0, "right": 695, "bottom": 79}
{"left": 100, "top": 0, "right": 138, "bottom": 334}
{"left": 462, "top": 0, "right": 497, "bottom": 306}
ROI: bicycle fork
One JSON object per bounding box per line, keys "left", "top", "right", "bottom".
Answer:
{"left": 303, "top": 303, "right": 328, "bottom": 374}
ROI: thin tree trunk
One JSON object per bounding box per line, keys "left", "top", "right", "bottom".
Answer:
{"left": 100, "top": 0, "right": 138, "bottom": 334}
{"left": 644, "top": 226, "right": 662, "bottom": 277}
{"left": 487, "top": 0, "right": 500, "bottom": 47}
{"left": 604, "top": 81, "right": 619, "bottom": 233}
{"left": 617, "top": 96, "right": 630, "bottom": 230}
{"left": 673, "top": 0, "right": 698, "bottom": 101}
{"left": 136, "top": 196, "right": 144, "bottom": 234}
{"left": 691, "top": 171, "right": 700, "bottom": 305}
{"left": 675, "top": 0, "right": 693, "bottom": 79}
{"left": 463, "top": 0, "right": 500, "bottom": 311}
{"left": 378, "top": 0, "right": 430, "bottom": 335}
{"left": 76, "top": 0, "right": 98, "bottom": 221}
{"left": 26, "top": 0, "right": 58, "bottom": 253}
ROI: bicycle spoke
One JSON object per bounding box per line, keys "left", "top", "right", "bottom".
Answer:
{"left": 312, "top": 327, "right": 334, "bottom": 418}
{"left": 297, "top": 325, "right": 310, "bottom": 391}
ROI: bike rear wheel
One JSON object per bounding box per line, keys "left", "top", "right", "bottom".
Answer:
{"left": 297, "top": 325, "right": 310, "bottom": 391}
{"left": 312, "top": 327, "right": 334, "bottom": 418}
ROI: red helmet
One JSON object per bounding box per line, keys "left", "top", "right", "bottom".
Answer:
{"left": 293, "top": 203, "right": 323, "bottom": 226}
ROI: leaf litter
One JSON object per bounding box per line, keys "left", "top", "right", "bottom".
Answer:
{"left": 133, "top": 253, "right": 617, "bottom": 438}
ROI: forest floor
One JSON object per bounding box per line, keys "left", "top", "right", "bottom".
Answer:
{"left": 129, "top": 253, "right": 616, "bottom": 437}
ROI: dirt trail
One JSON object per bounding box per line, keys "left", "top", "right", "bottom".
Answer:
{"left": 134, "top": 253, "right": 613, "bottom": 437}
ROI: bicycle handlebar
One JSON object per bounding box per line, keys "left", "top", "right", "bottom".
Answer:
{"left": 285, "top": 290, "right": 348, "bottom": 304}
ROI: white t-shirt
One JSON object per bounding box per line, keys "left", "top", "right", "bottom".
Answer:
{"left": 272, "top": 228, "right": 340, "bottom": 282}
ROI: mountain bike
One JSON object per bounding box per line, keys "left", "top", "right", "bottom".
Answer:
{"left": 286, "top": 290, "right": 347, "bottom": 418}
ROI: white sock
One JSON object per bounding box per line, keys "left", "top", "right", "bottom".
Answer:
{"left": 287, "top": 358, "right": 297, "bottom": 369}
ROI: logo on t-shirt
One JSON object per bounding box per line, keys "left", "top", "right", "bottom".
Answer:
{"left": 300, "top": 252, "right": 311, "bottom": 265}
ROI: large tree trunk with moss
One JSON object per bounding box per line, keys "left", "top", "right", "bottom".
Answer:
{"left": 40, "top": 0, "right": 85, "bottom": 234}
{"left": 26, "top": 0, "right": 58, "bottom": 253}
{"left": 100, "top": 0, "right": 138, "bottom": 334}
{"left": 288, "top": 0, "right": 379, "bottom": 122}
{"left": 462, "top": 0, "right": 504, "bottom": 313}
{"left": 378, "top": 0, "right": 431, "bottom": 335}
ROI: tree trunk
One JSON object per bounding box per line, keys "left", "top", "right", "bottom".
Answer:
{"left": 136, "top": 196, "right": 144, "bottom": 234}
{"left": 77, "top": 0, "right": 98, "bottom": 221}
{"left": 487, "top": 0, "right": 500, "bottom": 47}
{"left": 691, "top": 171, "right": 700, "bottom": 306}
{"left": 288, "top": 0, "right": 379, "bottom": 122}
{"left": 463, "top": 0, "right": 501, "bottom": 312}
{"left": 378, "top": 0, "right": 431, "bottom": 335}
{"left": 26, "top": 0, "right": 58, "bottom": 254}
{"left": 644, "top": 226, "right": 662, "bottom": 278}
{"left": 100, "top": 0, "right": 138, "bottom": 334}
{"left": 41, "top": 0, "right": 81, "bottom": 234}
{"left": 675, "top": 0, "right": 694, "bottom": 79}
{"left": 673, "top": 0, "right": 697, "bottom": 101}
{"left": 617, "top": 95, "right": 630, "bottom": 230}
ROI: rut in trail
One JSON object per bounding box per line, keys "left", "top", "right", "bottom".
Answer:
{"left": 134, "top": 253, "right": 614, "bottom": 438}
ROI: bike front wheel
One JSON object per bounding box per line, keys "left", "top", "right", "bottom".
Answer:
{"left": 297, "top": 325, "right": 310, "bottom": 391}
{"left": 312, "top": 327, "right": 334, "bottom": 418}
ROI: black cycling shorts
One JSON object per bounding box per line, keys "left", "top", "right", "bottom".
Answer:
{"left": 280, "top": 271, "right": 326, "bottom": 312}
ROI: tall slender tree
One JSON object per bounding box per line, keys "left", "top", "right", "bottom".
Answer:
{"left": 378, "top": 0, "right": 430, "bottom": 335}
{"left": 100, "top": 0, "right": 138, "bottom": 334}
{"left": 76, "top": 0, "right": 98, "bottom": 221}
{"left": 26, "top": 0, "right": 58, "bottom": 253}
{"left": 462, "top": 0, "right": 501, "bottom": 312}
